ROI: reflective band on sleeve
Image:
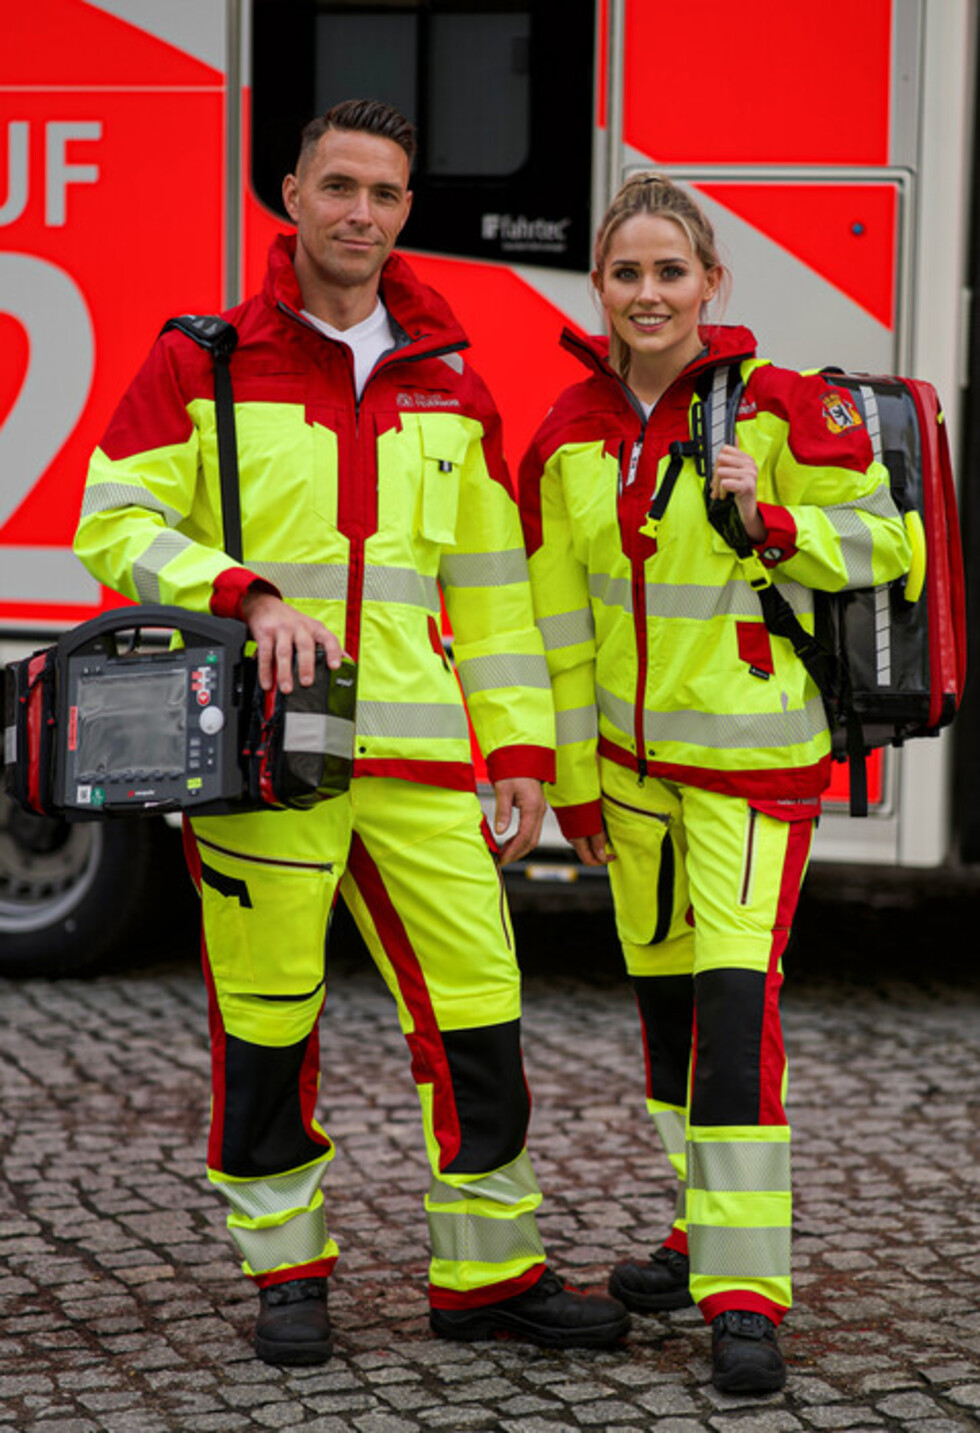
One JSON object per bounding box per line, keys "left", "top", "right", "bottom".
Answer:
{"left": 440, "top": 549, "right": 529, "bottom": 588}
{"left": 456, "top": 652, "right": 551, "bottom": 699}
{"left": 688, "top": 1140, "right": 791, "bottom": 1195}
{"left": 283, "top": 711, "right": 355, "bottom": 757}
{"left": 133, "top": 530, "right": 194, "bottom": 603}
{"left": 536, "top": 608, "right": 594, "bottom": 651}
{"left": 356, "top": 699, "right": 469, "bottom": 741}
{"left": 81, "top": 481, "right": 185, "bottom": 528}
{"left": 687, "top": 1223, "right": 791, "bottom": 1279}
{"left": 555, "top": 705, "right": 598, "bottom": 747}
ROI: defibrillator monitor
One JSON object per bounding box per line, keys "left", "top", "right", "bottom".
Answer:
{"left": 53, "top": 608, "right": 249, "bottom": 816}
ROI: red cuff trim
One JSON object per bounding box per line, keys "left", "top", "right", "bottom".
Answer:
{"left": 698, "top": 1291, "right": 789, "bottom": 1328}
{"left": 555, "top": 800, "right": 604, "bottom": 840}
{"left": 664, "top": 1229, "right": 689, "bottom": 1256}
{"left": 428, "top": 1261, "right": 546, "bottom": 1311}
{"left": 250, "top": 1256, "right": 338, "bottom": 1289}
{"left": 210, "top": 567, "right": 281, "bottom": 621}
{"left": 485, "top": 745, "right": 556, "bottom": 785}
{"left": 754, "top": 504, "right": 798, "bottom": 567}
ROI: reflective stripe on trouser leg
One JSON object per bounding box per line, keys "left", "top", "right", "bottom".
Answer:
{"left": 602, "top": 767, "right": 695, "bottom": 1252}
{"left": 184, "top": 802, "right": 349, "bottom": 1286}
{"left": 681, "top": 792, "right": 814, "bottom": 1325}
{"left": 340, "top": 779, "right": 546, "bottom": 1307}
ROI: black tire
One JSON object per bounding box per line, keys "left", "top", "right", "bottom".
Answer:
{"left": 0, "top": 793, "right": 169, "bottom": 977}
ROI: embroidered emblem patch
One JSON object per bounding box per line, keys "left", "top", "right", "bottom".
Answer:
{"left": 822, "top": 391, "right": 863, "bottom": 433}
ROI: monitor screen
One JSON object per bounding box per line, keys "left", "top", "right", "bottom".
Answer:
{"left": 74, "top": 668, "right": 187, "bottom": 777}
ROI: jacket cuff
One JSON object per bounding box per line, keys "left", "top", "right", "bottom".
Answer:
{"left": 554, "top": 800, "right": 604, "bottom": 840}
{"left": 210, "top": 567, "right": 281, "bottom": 620}
{"left": 485, "top": 745, "right": 556, "bottom": 785}
{"left": 754, "top": 504, "right": 799, "bottom": 568}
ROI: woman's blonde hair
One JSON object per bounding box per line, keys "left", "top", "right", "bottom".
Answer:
{"left": 593, "top": 172, "right": 728, "bottom": 378}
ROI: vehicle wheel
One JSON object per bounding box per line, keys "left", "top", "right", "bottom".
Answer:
{"left": 0, "top": 793, "right": 161, "bottom": 977}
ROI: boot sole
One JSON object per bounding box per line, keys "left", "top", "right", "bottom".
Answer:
{"left": 607, "top": 1271, "right": 694, "bottom": 1313}
{"left": 254, "top": 1334, "right": 334, "bottom": 1366}
{"left": 713, "top": 1364, "right": 786, "bottom": 1394}
{"left": 430, "top": 1309, "right": 631, "bottom": 1349}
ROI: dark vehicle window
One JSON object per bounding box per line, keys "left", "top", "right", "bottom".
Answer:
{"left": 250, "top": 0, "right": 595, "bottom": 271}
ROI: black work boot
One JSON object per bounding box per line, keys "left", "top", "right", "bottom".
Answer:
{"left": 608, "top": 1245, "right": 693, "bottom": 1312}
{"left": 430, "top": 1267, "right": 630, "bottom": 1349}
{"left": 711, "top": 1309, "right": 786, "bottom": 1393}
{"left": 254, "top": 1277, "right": 332, "bottom": 1366}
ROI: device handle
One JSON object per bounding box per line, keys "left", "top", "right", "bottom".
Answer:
{"left": 54, "top": 605, "right": 248, "bottom": 660}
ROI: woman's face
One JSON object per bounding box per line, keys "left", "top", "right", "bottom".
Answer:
{"left": 594, "top": 212, "right": 719, "bottom": 376}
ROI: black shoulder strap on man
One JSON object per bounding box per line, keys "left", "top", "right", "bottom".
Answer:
{"left": 159, "top": 315, "right": 243, "bottom": 562}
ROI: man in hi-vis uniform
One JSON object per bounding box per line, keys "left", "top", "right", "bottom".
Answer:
{"left": 74, "top": 99, "right": 628, "bottom": 1365}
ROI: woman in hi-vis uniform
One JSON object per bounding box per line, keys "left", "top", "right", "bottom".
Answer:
{"left": 518, "top": 174, "right": 911, "bottom": 1393}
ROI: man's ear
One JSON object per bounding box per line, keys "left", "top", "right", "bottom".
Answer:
{"left": 282, "top": 173, "right": 300, "bottom": 223}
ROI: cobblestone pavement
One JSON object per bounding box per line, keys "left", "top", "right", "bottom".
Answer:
{"left": 1, "top": 907, "right": 979, "bottom": 1432}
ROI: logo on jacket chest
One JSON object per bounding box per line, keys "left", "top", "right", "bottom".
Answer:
{"left": 396, "top": 391, "right": 461, "bottom": 410}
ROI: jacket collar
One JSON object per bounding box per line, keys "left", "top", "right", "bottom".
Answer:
{"left": 264, "top": 233, "right": 470, "bottom": 358}
{"left": 560, "top": 323, "right": 758, "bottom": 388}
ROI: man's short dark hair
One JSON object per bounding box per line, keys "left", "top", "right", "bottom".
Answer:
{"left": 298, "top": 99, "right": 417, "bottom": 170}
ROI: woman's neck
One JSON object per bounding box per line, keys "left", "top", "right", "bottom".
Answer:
{"left": 625, "top": 334, "right": 704, "bottom": 408}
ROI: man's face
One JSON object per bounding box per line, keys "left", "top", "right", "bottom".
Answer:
{"left": 282, "top": 128, "right": 413, "bottom": 298}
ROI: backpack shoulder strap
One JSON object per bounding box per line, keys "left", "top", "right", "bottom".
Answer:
{"left": 159, "top": 315, "right": 242, "bottom": 562}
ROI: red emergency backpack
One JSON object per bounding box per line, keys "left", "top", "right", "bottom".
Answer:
{"left": 690, "top": 366, "right": 966, "bottom": 815}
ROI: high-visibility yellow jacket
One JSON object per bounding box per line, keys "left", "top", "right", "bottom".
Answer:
{"left": 75, "top": 235, "right": 554, "bottom": 791}
{"left": 518, "top": 325, "right": 911, "bottom": 836}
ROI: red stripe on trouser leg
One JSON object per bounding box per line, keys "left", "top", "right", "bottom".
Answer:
{"left": 345, "top": 832, "right": 462, "bottom": 1169}
{"left": 700, "top": 1291, "right": 790, "bottom": 1327}
{"left": 182, "top": 822, "right": 229, "bottom": 1170}
{"left": 759, "top": 818, "right": 813, "bottom": 1125}
{"left": 428, "top": 1262, "right": 545, "bottom": 1311}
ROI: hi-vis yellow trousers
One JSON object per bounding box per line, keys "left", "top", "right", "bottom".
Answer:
{"left": 600, "top": 757, "right": 816, "bottom": 1328}
{"left": 183, "top": 777, "right": 546, "bottom": 1309}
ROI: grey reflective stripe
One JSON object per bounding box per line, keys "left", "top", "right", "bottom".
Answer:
{"left": 822, "top": 485, "right": 898, "bottom": 589}
{"left": 536, "top": 608, "right": 594, "bottom": 651}
{"left": 688, "top": 1141, "right": 791, "bottom": 1194}
{"left": 597, "top": 686, "right": 828, "bottom": 751}
{"left": 248, "top": 562, "right": 347, "bottom": 602}
{"left": 213, "top": 1159, "right": 328, "bottom": 1221}
{"left": 249, "top": 562, "right": 440, "bottom": 611}
{"left": 283, "top": 711, "right": 355, "bottom": 758}
{"left": 0, "top": 546, "right": 100, "bottom": 605}
{"left": 688, "top": 1223, "right": 791, "bottom": 1279}
{"left": 356, "top": 700, "right": 469, "bottom": 741}
{"left": 229, "top": 1205, "right": 329, "bottom": 1276}
{"left": 81, "top": 481, "right": 184, "bottom": 529}
{"left": 651, "top": 1108, "right": 686, "bottom": 1160}
{"left": 860, "top": 384, "right": 883, "bottom": 464}
{"left": 429, "top": 1151, "right": 541, "bottom": 1208}
{"left": 456, "top": 652, "right": 551, "bottom": 699}
{"left": 440, "top": 549, "right": 528, "bottom": 588}
{"left": 589, "top": 572, "right": 633, "bottom": 613}
{"left": 644, "top": 581, "right": 796, "bottom": 622}
{"left": 4, "top": 724, "right": 16, "bottom": 765}
{"left": 674, "top": 1181, "right": 687, "bottom": 1221}
{"left": 428, "top": 1206, "right": 545, "bottom": 1266}
{"left": 133, "top": 530, "right": 194, "bottom": 603}
{"left": 555, "top": 705, "right": 598, "bottom": 747}
{"left": 709, "top": 366, "right": 729, "bottom": 468}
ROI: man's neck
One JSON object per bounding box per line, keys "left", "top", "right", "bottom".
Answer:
{"left": 293, "top": 257, "right": 382, "bottom": 332}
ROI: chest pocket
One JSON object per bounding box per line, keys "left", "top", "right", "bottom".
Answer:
{"left": 416, "top": 415, "right": 472, "bottom": 544}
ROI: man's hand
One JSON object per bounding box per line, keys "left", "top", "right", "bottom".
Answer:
{"left": 569, "top": 831, "right": 615, "bottom": 866}
{"left": 493, "top": 777, "right": 547, "bottom": 866}
{"left": 241, "top": 590, "right": 345, "bottom": 693}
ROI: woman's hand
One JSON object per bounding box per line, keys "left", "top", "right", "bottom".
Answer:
{"left": 569, "top": 832, "right": 615, "bottom": 866}
{"left": 710, "top": 444, "right": 765, "bottom": 543}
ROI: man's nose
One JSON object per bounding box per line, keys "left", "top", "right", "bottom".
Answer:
{"left": 347, "top": 188, "right": 372, "bottom": 224}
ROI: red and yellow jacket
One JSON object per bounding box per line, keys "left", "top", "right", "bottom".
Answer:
{"left": 75, "top": 236, "right": 554, "bottom": 791}
{"left": 518, "top": 324, "right": 911, "bottom": 836}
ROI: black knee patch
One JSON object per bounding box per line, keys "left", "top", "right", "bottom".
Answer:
{"left": 634, "top": 974, "right": 693, "bottom": 1107}
{"left": 221, "top": 1031, "right": 328, "bottom": 1177}
{"left": 691, "top": 968, "right": 766, "bottom": 1126}
{"left": 441, "top": 1019, "right": 529, "bottom": 1175}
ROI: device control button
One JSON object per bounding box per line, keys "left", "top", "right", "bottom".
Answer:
{"left": 199, "top": 706, "right": 225, "bottom": 735}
